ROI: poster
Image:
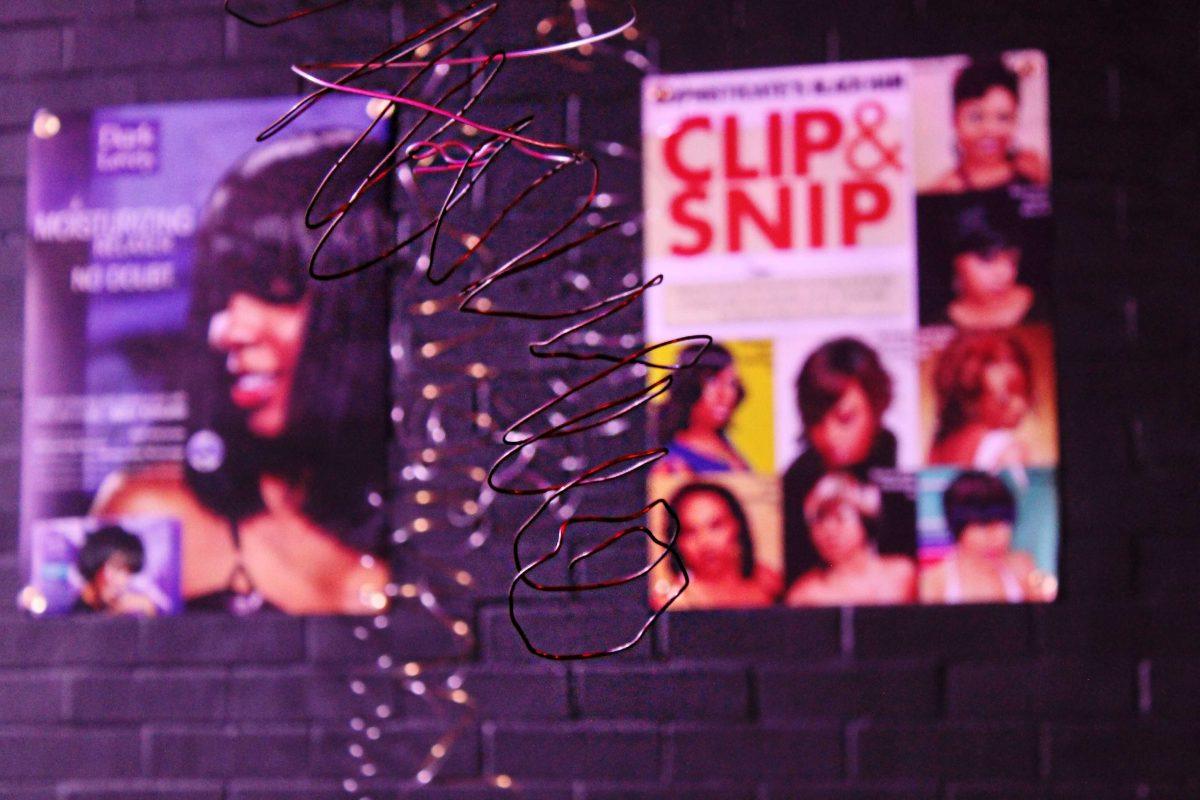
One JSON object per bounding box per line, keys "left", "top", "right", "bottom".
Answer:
{"left": 643, "top": 51, "right": 1058, "bottom": 608}
{"left": 22, "top": 95, "right": 395, "bottom": 616}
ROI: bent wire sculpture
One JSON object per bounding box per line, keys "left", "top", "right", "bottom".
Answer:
{"left": 222, "top": 0, "right": 707, "bottom": 787}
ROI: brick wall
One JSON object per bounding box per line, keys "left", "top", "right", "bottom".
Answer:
{"left": 0, "top": 0, "right": 1197, "bottom": 797}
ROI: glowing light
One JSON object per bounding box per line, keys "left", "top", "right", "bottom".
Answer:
{"left": 31, "top": 110, "right": 60, "bottom": 139}
{"left": 494, "top": 774, "right": 513, "bottom": 789}
{"left": 413, "top": 518, "right": 431, "bottom": 533}
{"left": 452, "top": 620, "right": 470, "bottom": 637}
{"left": 430, "top": 743, "right": 446, "bottom": 758}
{"left": 403, "top": 661, "right": 421, "bottom": 677}
{"left": 415, "top": 490, "right": 433, "bottom": 504}
{"left": 455, "top": 570, "right": 473, "bottom": 586}
{"left": 365, "top": 97, "right": 395, "bottom": 119}
{"left": 451, "top": 689, "right": 470, "bottom": 704}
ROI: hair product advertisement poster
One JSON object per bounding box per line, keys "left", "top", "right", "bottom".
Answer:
{"left": 643, "top": 51, "right": 1059, "bottom": 609}
{"left": 23, "top": 96, "right": 394, "bottom": 616}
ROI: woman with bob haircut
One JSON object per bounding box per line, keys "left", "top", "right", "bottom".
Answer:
{"left": 785, "top": 473, "right": 916, "bottom": 606}
{"left": 944, "top": 204, "right": 1039, "bottom": 330}
{"left": 652, "top": 341, "right": 750, "bottom": 475}
{"left": 926, "top": 57, "right": 1048, "bottom": 194}
{"left": 929, "top": 330, "right": 1035, "bottom": 470}
{"left": 920, "top": 470, "right": 1055, "bottom": 603}
{"left": 92, "top": 129, "right": 393, "bottom": 614}
{"left": 782, "top": 337, "right": 900, "bottom": 587}
{"left": 72, "top": 524, "right": 158, "bottom": 616}
{"left": 649, "top": 481, "right": 779, "bottom": 610}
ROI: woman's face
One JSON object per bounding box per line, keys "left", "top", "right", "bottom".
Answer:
{"left": 689, "top": 365, "right": 743, "bottom": 433}
{"left": 810, "top": 501, "right": 868, "bottom": 567}
{"left": 958, "top": 519, "right": 1013, "bottom": 560}
{"left": 809, "top": 381, "right": 879, "bottom": 468}
{"left": 208, "top": 291, "right": 310, "bottom": 438}
{"left": 95, "top": 554, "right": 135, "bottom": 608}
{"left": 676, "top": 491, "right": 742, "bottom": 581}
{"left": 954, "top": 86, "right": 1019, "bottom": 165}
{"left": 975, "top": 356, "right": 1030, "bottom": 429}
{"left": 954, "top": 248, "right": 1020, "bottom": 300}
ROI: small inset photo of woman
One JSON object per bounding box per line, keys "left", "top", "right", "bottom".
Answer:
{"left": 648, "top": 339, "right": 775, "bottom": 478}
{"left": 920, "top": 324, "right": 1059, "bottom": 471}
{"left": 916, "top": 194, "right": 1053, "bottom": 329}
{"left": 646, "top": 471, "right": 783, "bottom": 611}
{"left": 913, "top": 50, "right": 1050, "bottom": 200}
{"left": 22, "top": 516, "right": 182, "bottom": 617}
{"left": 916, "top": 467, "right": 1059, "bottom": 605}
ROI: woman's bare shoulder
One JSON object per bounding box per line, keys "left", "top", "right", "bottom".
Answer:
{"left": 918, "top": 559, "right": 947, "bottom": 601}
{"left": 784, "top": 570, "right": 826, "bottom": 606}
{"left": 923, "top": 169, "right": 965, "bottom": 195}
{"left": 91, "top": 464, "right": 207, "bottom": 518}
{"left": 882, "top": 555, "right": 916, "bottom": 579}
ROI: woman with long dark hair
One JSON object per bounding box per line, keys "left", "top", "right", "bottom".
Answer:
{"left": 92, "top": 130, "right": 393, "bottom": 614}
{"left": 649, "top": 481, "right": 777, "bottom": 610}
{"left": 652, "top": 341, "right": 749, "bottom": 475}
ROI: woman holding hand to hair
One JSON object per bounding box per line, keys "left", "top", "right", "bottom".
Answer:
{"left": 785, "top": 473, "right": 915, "bottom": 606}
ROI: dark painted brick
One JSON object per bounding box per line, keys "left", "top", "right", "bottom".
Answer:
{"left": 71, "top": 16, "right": 224, "bottom": 70}
{"left": 146, "top": 725, "right": 309, "bottom": 778}
{"left": 405, "top": 665, "right": 571, "bottom": 721}
{"left": 585, "top": 784, "right": 758, "bottom": 800}
{"left": 0, "top": 729, "right": 140, "bottom": 778}
{"left": 0, "top": 27, "right": 62, "bottom": 76}
{"left": 0, "top": 617, "right": 138, "bottom": 665}
{"left": 480, "top": 602, "right": 656, "bottom": 662}
{"left": 764, "top": 784, "right": 938, "bottom": 800}
{"left": 1037, "top": 604, "right": 1200, "bottom": 656}
{"left": 0, "top": 673, "right": 64, "bottom": 721}
{"left": 1049, "top": 723, "right": 1200, "bottom": 781}
{"left": 56, "top": 782, "right": 223, "bottom": 800}
{"left": 1136, "top": 536, "right": 1200, "bottom": 602}
{"left": 946, "top": 658, "right": 1136, "bottom": 719}
{"left": 758, "top": 661, "right": 940, "bottom": 720}
{"left": 312, "top": 721, "right": 480, "bottom": 779}
{"left": 856, "top": 722, "right": 1038, "bottom": 780}
{"left": 228, "top": 781, "right": 573, "bottom": 800}
{"left": 661, "top": 608, "right": 841, "bottom": 661}
{"left": 134, "top": 65, "right": 295, "bottom": 103}
{"left": 67, "top": 671, "right": 225, "bottom": 721}
{"left": 946, "top": 784, "right": 1139, "bottom": 800}
{"left": 1150, "top": 658, "right": 1200, "bottom": 721}
{"left": 0, "top": 1, "right": 135, "bottom": 22}
{"left": 576, "top": 664, "right": 749, "bottom": 721}
{"left": 306, "top": 610, "right": 468, "bottom": 663}
{"left": 0, "top": 74, "right": 139, "bottom": 127}
{"left": 226, "top": 668, "right": 312, "bottom": 721}
{"left": 139, "top": 615, "right": 304, "bottom": 664}
{"left": 669, "top": 723, "right": 843, "bottom": 781}
{"left": 853, "top": 605, "right": 1031, "bottom": 659}
{"left": 306, "top": 671, "right": 393, "bottom": 721}
{"left": 488, "top": 722, "right": 658, "bottom": 780}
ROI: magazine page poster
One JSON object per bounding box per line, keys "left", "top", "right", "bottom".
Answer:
{"left": 23, "top": 95, "right": 395, "bottom": 616}
{"left": 643, "top": 51, "right": 1059, "bottom": 609}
